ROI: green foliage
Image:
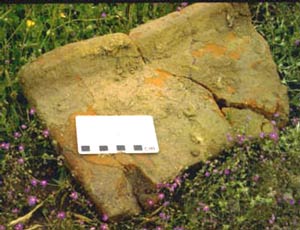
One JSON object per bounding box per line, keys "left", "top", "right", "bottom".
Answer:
{"left": 0, "top": 2, "right": 300, "bottom": 230}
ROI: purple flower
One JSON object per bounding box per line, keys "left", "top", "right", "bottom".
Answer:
{"left": 163, "top": 201, "right": 170, "bottom": 207}
{"left": 236, "top": 134, "right": 246, "bottom": 144}
{"left": 57, "top": 211, "right": 66, "bottom": 219}
{"left": 1, "top": 142, "right": 10, "bottom": 150}
{"left": 100, "top": 223, "right": 108, "bottom": 230}
{"left": 102, "top": 213, "right": 109, "bottom": 222}
{"left": 226, "top": 133, "right": 233, "bottom": 142}
{"left": 174, "top": 177, "right": 182, "bottom": 185}
{"left": 292, "top": 117, "right": 299, "bottom": 126}
{"left": 203, "top": 205, "right": 210, "bottom": 212}
{"left": 162, "top": 213, "right": 171, "bottom": 221}
{"left": 31, "top": 179, "right": 38, "bottom": 187}
{"left": 28, "top": 195, "right": 38, "bottom": 206}
{"left": 24, "top": 186, "right": 31, "bottom": 193}
{"left": 42, "top": 129, "right": 49, "bottom": 138}
{"left": 101, "top": 12, "right": 107, "bottom": 18}
{"left": 0, "top": 225, "right": 6, "bottom": 230}
{"left": 259, "top": 132, "right": 265, "bottom": 139}
{"left": 14, "top": 223, "right": 23, "bottom": 230}
{"left": 181, "top": 2, "right": 188, "bottom": 7}
{"left": 29, "top": 108, "right": 36, "bottom": 115}
{"left": 158, "top": 193, "right": 165, "bottom": 200}
{"left": 289, "top": 199, "right": 295, "bottom": 205}
{"left": 14, "top": 132, "right": 21, "bottom": 139}
{"left": 224, "top": 169, "right": 230, "bottom": 175}
{"left": 156, "top": 183, "right": 163, "bottom": 189}
{"left": 269, "top": 213, "right": 275, "bottom": 224}
{"left": 70, "top": 191, "right": 78, "bottom": 200}
{"left": 155, "top": 226, "right": 163, "bottom": 230}
{"left": 159, "top": 212, "right": 168, "bottom": 220}
{"left": 12, "top": 208, "right": 19, "bottom": 214}
{"left": 174, "top": 227, "right": 185, "bottom": 230}
{"left": 295, "top": 39, "right": 300, "bottom": 47}
{"left": 40, "top": 180, "right": 47, "bottom": 188}
{"left": 147, "top": 199, "right": 154, "bottom": 207}
{"left": 204, "top": 171, "right": 210, "bottom": 177}
{"left": 269, "top": 131, "right": 279, "bottom": 142}
{"left": 253, "top": 175, "right": 260, "bottom": 182}
{"left": 18, "top": 145, "right": 25, "bottom": 152}
{"left": 21, "top": 124, "right": 27, "bottom": 129}
{"left": 18, "top": 158, "right": 25, "bottom": 164}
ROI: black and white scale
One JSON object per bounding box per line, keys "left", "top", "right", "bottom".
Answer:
{"left": 75, "top": 115, "right": 159, "bottom": 154}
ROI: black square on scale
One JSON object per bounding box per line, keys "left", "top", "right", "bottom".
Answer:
{"left": 81, "top": 145, "right": 90, "bottom": 152}
{"left": 116, "top": 145, "right": 126, "bottom": 151}
{"left": 134, "top": 145, "right": 143, "bottom": 151}
{"left": 99, "top": 145, "right": 108, "bottom": 151}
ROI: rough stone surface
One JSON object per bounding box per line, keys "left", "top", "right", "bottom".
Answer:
{"left": 18, "top": 3, "right": 289, "bottom": 220}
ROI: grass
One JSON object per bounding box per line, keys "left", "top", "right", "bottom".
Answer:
{"left": 0, "top": 2, "right": 300, "bottom": 230}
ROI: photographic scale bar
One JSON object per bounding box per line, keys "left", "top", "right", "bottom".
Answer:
{"left": 76, "top": 115, "right": 159, "bottom": 154}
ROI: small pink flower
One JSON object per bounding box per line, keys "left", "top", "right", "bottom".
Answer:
{"left": 181, "top": 2, "right": 188, "bottom": 7}
{"left": 12, "top": 208, "right": 19, "bottom": 214}
{"left": 253, "top": 175, "right": 260, "bottom": 182}
{"left": 101, "top": 12, "right": 107, "bottom": 18}
{"left": 70, "top": 191, "right": 78, "bottom": 200}
{"left": 163, "top": 201, "right": 170, "bottom": 207}
{"left": 1, "top": 142, "right": 10, "bottom": 150}
{"left": 14, "top": 132, "right": 21, "bottom": 139}
{"left": 203, "top": 205, "right": 210, "bottom": 212}
{"left": 18, "top": 158, "right": 25, "bottom": 164}
{"left": 40, "top": 180, "right": 47, "bottom": 187}
{"left": 31, "top": 179, "right": 38, "bottom": 187}
{"left": 57, "top": 211, "right": 66, "bottom": 219}
{"left": 226, "top": 133, "right": 233, "bottom": 142}
{"left": 28, "top": 195, "right": 38, "bottom": 206}
{"left": 42, "top": 129, "right": 49, "bottom": 138}
{"left": 100, "top": 223, "right": 108, "bottom": 230}
{"left": 158, "top": 193, "right": 165, "bottom": 200}
{"left": 269, "top": 131, "right": 279, "bottom": 142}
{"left": 18, "top": 145, "right": 25, "bottom": 152}
{"left": 14, "top": 223, "right": 23, "bottom": 230}
{"left": 224, "top": 169, "right": 231, "bottom": 175}
{"left": 204, "top": 172, "right": 210, "bottom": 177}
{"left": 147, "top": 199, "right": 154, "bottom": 206}
{"left": 102, "top": 213, "right": 109, "bottom": 222}
{"left": 21, "top": 124, "right": 27, "bottom": 129}
{"left": 29, "top": 108, "right": 36, "bottom": 115}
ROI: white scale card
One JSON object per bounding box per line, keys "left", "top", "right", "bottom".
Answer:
{"left": 75, "top": 115, "right": 159, "bottom": 154}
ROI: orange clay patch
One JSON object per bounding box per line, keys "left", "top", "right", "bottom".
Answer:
{"left": 226, "top": 32, "right": 237, "bottom": 42}
{"left": 228, "top": 51, "right": 241, "bottom": 60}
{"left": 192, "top": 44, "right": 227, "bottom": 58}
{"left": 144, "top": 69, "right": 172, "bottom": 87}
{"left": 227, "top": 86, "right": 236, "bottom": 94}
